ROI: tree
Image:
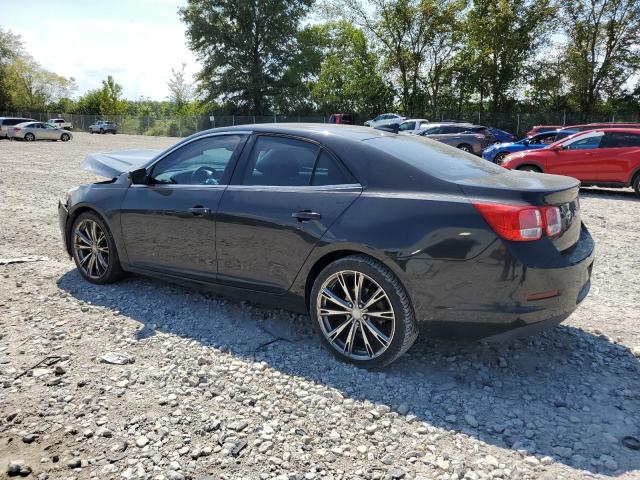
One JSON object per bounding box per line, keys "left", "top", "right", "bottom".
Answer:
{"left": 98, "top": 75, "right": 126, "bottom": 115}
{"left": 561, "top": 0, "right": 640, "bottom": 118}
{"left": 3, "top": 56, "right": 76, "bottom": 111}
{"left": 311, "top": 21, "right": 393, "bottom": 115}
{"left": 167, "top": 63, "right": 194, "bottom": 112}
{"left": 180, "top": 0, "right": 313, "bottom": 114}
{"left": 0, "top": 28, "right": 26, "bottom": 110}
{"left": 465, "top": 0, "right": 556, "bottom": 117}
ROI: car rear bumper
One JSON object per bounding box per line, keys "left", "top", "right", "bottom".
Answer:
{"left": 407, "top": 225, "right": 595, "bottom": 340}
{"left": 58, "top": 200, "right": 70, "bottom": 255}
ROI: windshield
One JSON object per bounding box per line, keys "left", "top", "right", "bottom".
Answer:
{"left": 364, "top": 135, "right": 504, "bottom": 181}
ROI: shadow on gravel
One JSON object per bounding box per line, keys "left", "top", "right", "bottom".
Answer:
{"left": 58, "top": 269, "right": 640, "bottom": 477}
{"left": 580, "top": 187, "right": 638, "bottom": 200}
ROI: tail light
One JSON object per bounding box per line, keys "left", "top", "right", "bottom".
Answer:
{"left": 473, "top": 202, "right": 562, "bottom": 242}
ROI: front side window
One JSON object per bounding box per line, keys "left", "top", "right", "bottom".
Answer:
{"left": 399, "top": 121, "right": 415, "bottom": 131}
{"left": 151, "top": 134, "right": 245, "bottom": 185}
{"left": 422, "top": 127, "right": 441, "bottom": 135}
{"left": 564, "top": 133, "right": 603, "bottom": 150}
{"left": 242, "top": 136, "right": 319, "bottom": 186}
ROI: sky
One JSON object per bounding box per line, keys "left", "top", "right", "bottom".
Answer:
{"left": 1, "top": 0, "right": 199, "bottom": 100}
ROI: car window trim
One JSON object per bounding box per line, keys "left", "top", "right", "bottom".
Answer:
{"left": 139, "top": 131, "right": 252, "bottom": 188}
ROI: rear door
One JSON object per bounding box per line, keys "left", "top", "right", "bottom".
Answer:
{"left": 598, "top": 131, "right": 640, "bottom": 183}
{"left": 215, "top": 134, "right": 362, "bottom": 293}
{"left": 546, "top": 132, "right": 603, "bottom": 181}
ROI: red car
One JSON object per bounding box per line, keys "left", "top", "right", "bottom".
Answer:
{"left": 501, "top": 128, "right": 640, "bottom": 196}
{"left": 560, "top": 122, "right": 640, "bottom": 132}
{"left": 525, "top": 125, "right": 562, "bottom": 137}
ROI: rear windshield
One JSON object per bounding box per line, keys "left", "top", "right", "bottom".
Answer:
{"left": 364, "top": 135, "right": 504, "bottom": 181}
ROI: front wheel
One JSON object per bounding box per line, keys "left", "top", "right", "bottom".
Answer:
{"left": 60, "top": 133, "right": 70, "bottom": 142}
{"left": 493, "top": 152, "right": 509, "bottom": 165}
{"left": 310, "top": 255, "right": 418, "bottom": 368}
{"left": 457, "top": 143, "right": 473, "bottom": 153}
{"left": 71, "top": 212, "right": 124, "bottom": 284}
{"left": 633, "top": 175, "right": 640, "bottom": 198}
{"left": 24, "top": 133, "right": 35, "bottom": 141}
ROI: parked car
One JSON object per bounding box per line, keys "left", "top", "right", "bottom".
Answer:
{"left": 48, "top": 118, "right": 73, "bottom": 130}
{"left": 364, "top": 113, "right": 405, "bottom": 128}
{"left": 559, "top": 122, "right": 640, "bottom": 133}
{"left": 59, "top": 124, "right": 594, "bottom": 367}
{"left": 89, "top": 121, "right": 118, "bottom": 134}
{"left": 417, "top": 123, "right": 492, "bottom": 154}
{"left": 501, "top": 128, "right": 640, "bottom": 196}
{"left": 482, "top": 129, "right": 577, "bottom": 164}
{"left": 487, "top": 127, "right": 516, "bottom": 143}
{"left": 8, "top": 121, "right": 72, "bottom": 141}
{"left": 328, "top": 114, "right": 355, "bottom": 125}
{"left": 525, "top": 125, "right": 563, "bottom": 137}
{"left": 397, "top": 118, "right": 430, "bottom": 134}
{"left": 0, "top": 117, "right": 35, "bottom": 139}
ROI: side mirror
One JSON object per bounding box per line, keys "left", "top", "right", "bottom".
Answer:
{"left": 129, "top": 168, "right": 148, "bottom": 185}
{"left": 522, "top": 139, "right": 529, "bottom": 146}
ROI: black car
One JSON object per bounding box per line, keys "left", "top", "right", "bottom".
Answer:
{"left": 58, "top": 124, "right": 594, "bottom": 367}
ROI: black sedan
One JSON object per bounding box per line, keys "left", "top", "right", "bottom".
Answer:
{"left": 58, "top": 124, "right": 595, "bottom": 367}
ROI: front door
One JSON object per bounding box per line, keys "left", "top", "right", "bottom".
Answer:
{"left": 546, "top": 132, "right": 603, "bottom": 182}
{"left": 119, "top": 133, "right": 248, "bottom": 280}
{"left": 216, "top": 135, "right": 362, "bottom": 293}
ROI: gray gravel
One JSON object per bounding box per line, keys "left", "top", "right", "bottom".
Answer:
{"left": 1, "top": 132, "right": 640, "bottom": 479}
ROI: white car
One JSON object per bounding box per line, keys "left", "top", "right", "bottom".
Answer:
{"left": 364, "top": 113, "right": 405, "bottom": 128}
{"left": 397, "top": 118, "right": 430, "bottom": 134}
{"left": 48, "top": 118, "right": 73, "bottom": 130}
{"left": 9, "top": 122, "right": 73, "bottom": 141}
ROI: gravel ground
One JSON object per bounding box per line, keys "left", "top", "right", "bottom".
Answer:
{"left": 1, "top": 132, "right": 640, "bottom": 480}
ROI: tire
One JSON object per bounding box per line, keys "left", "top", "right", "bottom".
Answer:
{"left": 633, "top": 174, "right": 640, "bottom": 198}
{"left": 100, "top": 128, "right": 104, "bottom": 134}
{"left": 90, "top": 130, "right": 94, "bottom": 134}
{"left": 111, "top": 131, "right": 116, "bottom": 135}
{"left": 309, "top": 254, "right": 418, "bottom": 368}
{"left": 60, "top": 133, "right": 70, "bottom": 142}
{"left": 70, "top": 212, "right": 124, "bottom": 285}
{"left": 457, "top": 143, "right": 473, "bottom": 153}
{"left": 24, "top": 133, "right": 35, "bottom": 142}
{"left": 493, "top": 152, "right": 509, "bottom": 165}
{"left": 517, "top": 165, "right": 542, "bottom": 173}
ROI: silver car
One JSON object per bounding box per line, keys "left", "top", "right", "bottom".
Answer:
{"left": 397, "top": 118, "right": 430, "bottom": 134}
{"left": 364, "top": 113, "right": 405, "bottom": 128}
{"left": 8, "top": 122, "right": 73, "bottom": 142}
{"left": 417, "top": 123, "right": 492, "bottom": 154}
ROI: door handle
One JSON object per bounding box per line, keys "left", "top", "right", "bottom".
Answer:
{"left": 189, "top": 206, "right": 210, "bottom": 216}
{"left": 292, "top": 210, "right": 322, "bottom": 221}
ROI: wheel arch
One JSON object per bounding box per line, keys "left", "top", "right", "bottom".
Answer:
{"left": 515, "top": 163, "right": 544, "bottom": 172}
{"left": 64, "top": 205, "right": 111, "bottom": 256}
{"left": 629, "top": 167, "right": 640, "bottom": 187}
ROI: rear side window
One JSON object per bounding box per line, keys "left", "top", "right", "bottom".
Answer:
{"left": 602, "top": 132, "right": 640, "bottom": 148}
{"left": 365, "top": 136, "right": 503, "bottom": 181}
{"left": 311, "top": 151, "right": 355, "bottom": 186}
{"left": 565, "top": 134, "right": 602, "bottom": 150}
{"left": 242, "top": 136, "right": 319, "bottom": 186}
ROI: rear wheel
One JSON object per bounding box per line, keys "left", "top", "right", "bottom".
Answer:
{"left": 457, "top": 143, "right": 473, "bottom": 153}
{"left": 633, "top": 174, "right": 640, "bottom": 197}
{"left": 494, "top": 152, "right": 509, "bottom": 165}
{"left": 71, "top": 212, "right": 124, "bottom": 284}
{"left": 24, "top": 133, "right": 35, "bottom": 142}
{"left": 310, "top": 255, "right": 418, "bottom": 368}
{"left": 517, "top": 165, "right": 542, "bottom": 173}
{"left": 60, "top": 133, "right": 70, "bottom": 142}
{"left": 100, "top": 128, "right": 104, "bottom": 134}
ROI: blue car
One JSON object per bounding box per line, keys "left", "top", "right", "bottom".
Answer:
{"left": 482, "top": 129, "right": 577, "bottom": 164}
{"left": 487, "top": 127, "right": 516, "bottom": 143}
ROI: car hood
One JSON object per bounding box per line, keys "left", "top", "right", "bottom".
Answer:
{"left": 82, "top": 149, "right": 161, "bottom": 178}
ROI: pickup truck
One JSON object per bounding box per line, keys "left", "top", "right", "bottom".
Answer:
{"left": 48, "top": 118, "right": 73, "bottom": 130}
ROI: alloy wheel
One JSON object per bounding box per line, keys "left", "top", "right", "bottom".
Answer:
{"left": 73, "top": 219, "right": 109, "bottom": 279}
{"left": 316, "top": 270, "right": 395, "bottom": 360}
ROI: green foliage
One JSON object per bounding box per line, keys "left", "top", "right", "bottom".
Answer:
{"left": 180, "top": 0, "right": 313, "bottom": 114}
{"left": 98, "top": 75, "right": 126, "bottom": 115}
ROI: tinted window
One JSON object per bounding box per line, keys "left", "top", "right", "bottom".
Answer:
{"left": 242, "top": 136, "right": 319, "bottom": 186}
{"left": 365, "top": 136, "right": 503, "bottom": 181}
{"left": 311, "top": 151, "right": 355, "bottom": 186}
{"left": 565, "top": 134, "right": 602, "bottom": 150}
{"left": 398, "top": 121, "right": 415, "bottom": 131}
{"left": 602, "top": 132, "right": 640, "bottom": 148}
{"left": 151, "top": 134, "right": 244, "bottom": 185}
{"left": 3, "top": 118, "right": 32, "bottom": 126}
{"left": 422, "top": 127, "right": 441, "bottom": 135}
{"left": 530, "top": 132, "right": 556, "bottom": 145}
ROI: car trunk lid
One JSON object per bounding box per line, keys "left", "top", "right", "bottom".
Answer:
{"left": 456, "top": 170, "right": 582, "bottom": 252}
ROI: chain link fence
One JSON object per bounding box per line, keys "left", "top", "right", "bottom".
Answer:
{"left": 2, "top": 110, "right": 639, "bottom": 138}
